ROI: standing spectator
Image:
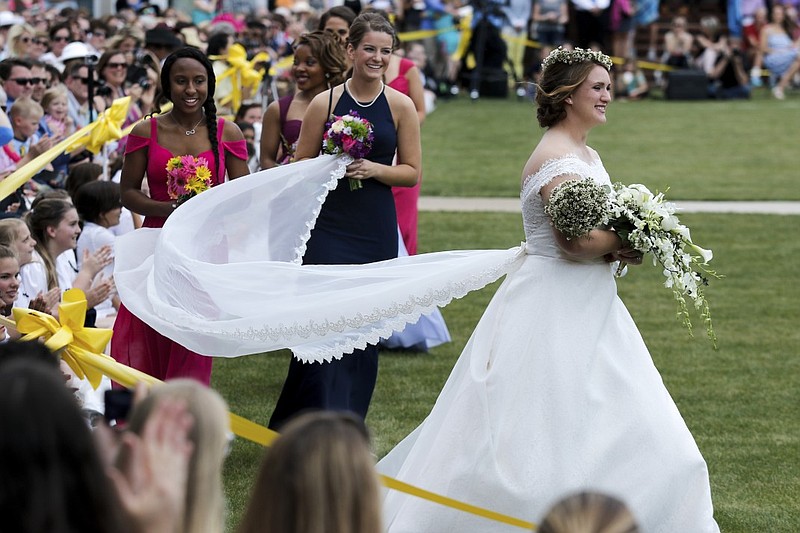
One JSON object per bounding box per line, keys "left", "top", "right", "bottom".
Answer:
{"left": 571, "top": 0, "right": 610, "bottom": 50}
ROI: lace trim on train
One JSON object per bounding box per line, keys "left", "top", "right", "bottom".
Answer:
{"left": 219, "top": 245, "right": 527, "bottom": 363}
{"left": 290, "top": 154, "right": 352, "bottom": 265}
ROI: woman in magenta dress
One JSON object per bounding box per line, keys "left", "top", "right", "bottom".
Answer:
{"left": 260, "top": 31, "right": 347, "bottom": 169}
{"left": 112, "top": 47, "right": 249, "bottom": 385}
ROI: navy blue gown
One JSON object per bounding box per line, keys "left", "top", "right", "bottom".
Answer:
{"left": 269, "top": 86, "right": 398, "bottom": 429}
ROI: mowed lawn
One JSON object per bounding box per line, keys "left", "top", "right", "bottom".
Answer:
{"left": 214, "top": 91, "right": 800, "bottom": 532}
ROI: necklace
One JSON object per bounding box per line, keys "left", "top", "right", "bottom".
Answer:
{"left": 170, "top": 112, "right": 205, "bottom": 136}
{"left": 345, "top": 80, "right": 384, "bottom": 108}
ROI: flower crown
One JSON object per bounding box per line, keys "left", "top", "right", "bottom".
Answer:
{"left": 541, "top": 47, "right": 613, "bottom": 72}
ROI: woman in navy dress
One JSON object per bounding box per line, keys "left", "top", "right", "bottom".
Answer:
{"left": 269, "top": 13, "right": 422, "bottom": 429}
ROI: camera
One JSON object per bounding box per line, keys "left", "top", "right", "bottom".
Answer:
{"left": 104, "top": 388, "right": 134, "bottom": 426}
{"left": 95, "top": 78, "right": 113, "bottom": 98}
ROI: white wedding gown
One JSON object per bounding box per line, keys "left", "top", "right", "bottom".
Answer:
{"left": 114, "top": 153, "right": 718, "bottom": 532}
{"left": 377, "top": 154, "right": 720, "bottom": 532}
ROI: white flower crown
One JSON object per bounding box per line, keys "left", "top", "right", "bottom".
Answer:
{"left": 541, "top": 47, "right": 613, "bottom": 72}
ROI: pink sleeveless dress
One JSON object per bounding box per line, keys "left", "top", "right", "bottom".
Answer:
{"left": 387, "top": 57, "right": 421, "bottom": 255}
{"left": 111, "top": 117, "right": 247, "bottom": 385}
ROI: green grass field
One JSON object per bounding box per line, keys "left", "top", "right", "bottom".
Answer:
{"left": 215, "top": 92, "right": 800, "bottom": 532}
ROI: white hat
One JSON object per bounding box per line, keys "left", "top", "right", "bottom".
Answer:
{"left": 0, "top": 11, "right": 24, "bottom": 27}
{"left": 291, "top": 1, "right": 313, "bottom": 13}
{"left": 59, "top": 42, "right": 98, "bottom": 62}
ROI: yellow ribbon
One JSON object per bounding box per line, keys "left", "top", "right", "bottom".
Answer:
{"left": 64, "top": 96, "right": 132, "bottom": 155}
{"left": 5, "top": 289, "right": 531, "bottom": 529}
{"left": 13, "top": 289, "right": 115, "bottom": 389}
{"left": 0, "top": 97, "right": 132, "bottom": 204}
{"left": 213, "top": 44, "right": 270, "bottom": 112}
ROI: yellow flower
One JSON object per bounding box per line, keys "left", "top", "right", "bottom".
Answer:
{"left": 166, "top": 157, "right": 181, "bottom": 171}
{"left": 195, "top": 165, "right": 211, "bottom": 183}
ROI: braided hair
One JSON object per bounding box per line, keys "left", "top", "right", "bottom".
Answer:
{"left": 154, "top": 47, "right": 221, "bottom": 181}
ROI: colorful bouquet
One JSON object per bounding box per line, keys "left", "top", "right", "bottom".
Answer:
{"left": 166, "top": 155, "right": 213, "bottom": 204}
{"left": 321, "top": 110, "right": 374, "bottom": 191}
{"left": 546, "top": 178, "right": 720, "bottom": 346}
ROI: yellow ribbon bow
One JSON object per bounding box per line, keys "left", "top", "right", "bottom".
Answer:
{"left": 14, "top": 289, "right": 114, "bottom": 389}
{"left": 213, "top": 44, "right": 270, "bottom": 112}
{"left": 65, "top": 96, "right": 132, "bottom": 154}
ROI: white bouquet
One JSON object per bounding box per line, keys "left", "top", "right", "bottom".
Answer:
{"left": 546, "top": 179, "right": 720, "bottom": 346}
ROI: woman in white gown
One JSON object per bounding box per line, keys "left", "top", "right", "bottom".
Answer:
{"left": 113, "top": 47, "right": 719, "bottom": 533}
{"left": 377, "top": 48, "right": 720, "bottom": 532}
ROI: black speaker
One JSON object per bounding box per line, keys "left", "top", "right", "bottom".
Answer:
{"left": 665, "top": 69, "right": 708, "bottom": 100}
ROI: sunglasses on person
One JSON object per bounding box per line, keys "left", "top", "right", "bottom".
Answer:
{"left": 105, "top": 62, "right": 128, "bottom": 69}
{"left": 9, "top": 78, "right": 45, "bottom": 86}
{"left": 19, "top": 37, "right": 31, "bottom": 43}
{"left": 52, "top": 35, "right": 70, "bottom": 42}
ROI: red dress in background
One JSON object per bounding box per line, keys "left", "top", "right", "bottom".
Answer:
{"left": 111, "top": 117, "right": 247, "bottom": 385}
{"left": 387, "top": 57, "right": 421, "bottom": 255}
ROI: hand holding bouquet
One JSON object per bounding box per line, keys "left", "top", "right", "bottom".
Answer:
{"left": 546, "top": 178, "right": 720, "bottom": 346}
{"left": 321, "top": 110, "right": 374, "bottom": 191}
{"left": 166, "top": 155, "right": 213, "bottom": 205}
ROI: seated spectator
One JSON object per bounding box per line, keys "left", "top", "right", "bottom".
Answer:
{"left": 743, "top": 7, "right": 768, "bottom": 85}
{"left": 663, "top": 16, "right": 695, "bottom": 69}
{"left": 538, "top": 491, "right": 640, "bottom": 533}
{"left": 0, "top": 218, "right": 59, "bottom": 314}
{"left": 0, "top": 58, "right": 34, "bottom": 111}
{"left": 707, "top": 34, "right": 751, "bottom": 99}
{"left": 0, "top": 245, "right": 20, "bottom": 338}
{"left": 238, "top": 411, "right": 382, "bottom": 533}
{"left": 75, "top": 180, "right": 123, "bottom": 324}
{"left": 694, "top": 16, "right": 724, "bottom": 76}
{"left": 615, "top": 57, "right": 649, "bottom": 100}
{"left": 759, "top": 4, "right": 800, "bottom": 99}
{"left": 6, "top": 97, "right": 57, "bottom": 191}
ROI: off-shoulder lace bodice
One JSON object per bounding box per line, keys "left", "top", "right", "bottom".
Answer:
{"left": 520, "top": 153, "right": 610, "bottom": 258}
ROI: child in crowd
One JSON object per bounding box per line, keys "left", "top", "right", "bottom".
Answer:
{"left": 41, "top": 86, "right": 75, "bottom": 139}
{"left": 0, "top": 245, "right": 21, "bottom": 341}
{"left": 0, "top": 218, "right": 59, "bottom": 315}
{"left": 7, "top": 97, "right": 58, "bottom": 191}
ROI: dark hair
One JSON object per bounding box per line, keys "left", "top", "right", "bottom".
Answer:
{"left": 26, "top": 198, "right": 75, "bottom": 290}
{"left": 96, "top": 49, "right": 127, "bottom": 75}
{"left": 234, "top": 102, "right": 262, "bottom": 122}
{"left": 65, "top": 162, "right": 103, "bottom": 199}
{"left": 318, "top": 5, "right": 357, "bottom": 31}
{"left": 347, "top": 12, "right": 396, "bottom": 50}
{"left": 0, "top": 340, "right": 59, "bottom": 368}
{"left": 0, "top": 58, "right": 33, "bottom": 82}
{"left": 74, "top": 180, "right": 121, "bottom": 224}
{"left": 535, "top": 59, "right": 609, "bottom": 128}
{"left": 48, "top": 21, "right": 73, "bottom": 41}
{"left": 0, "top": 359, "right": 125, "bottom": 533}
{"left": 295, "top": 31, "right": 348, "bottom": 86}
{"left": 206, "top": 33, "right": 231, "bottom": 57}
{"left": 157, "top": 47, "right": 220, "bottom": 181}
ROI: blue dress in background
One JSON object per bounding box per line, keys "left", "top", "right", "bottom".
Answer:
{"left": 269, "top": 85, "right": 398, "bottom": 429}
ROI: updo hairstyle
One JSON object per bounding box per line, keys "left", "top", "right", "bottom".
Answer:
{"left": 535, "top": 60, "right": 609, "bottom": 129}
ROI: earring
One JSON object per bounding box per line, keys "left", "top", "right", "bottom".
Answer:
{"left": 325, "top": 72, "right": 330, "bottom": 79}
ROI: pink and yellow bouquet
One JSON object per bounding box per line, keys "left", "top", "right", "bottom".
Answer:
{"left": 321, "top": 110, "right": 374, "bottom": 191}
{"left": 166, "top": 155, "right": 213, "bottom": 204}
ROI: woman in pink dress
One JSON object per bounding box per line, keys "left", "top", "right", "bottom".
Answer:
{"left": 385, "top": 49, "right": 426, "bottom": 255}
{"left": 111, "top": 47, "right": 249, "bottom": 385}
